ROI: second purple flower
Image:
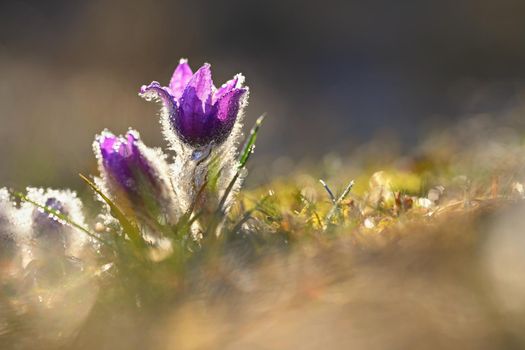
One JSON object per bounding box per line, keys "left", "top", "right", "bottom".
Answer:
{"left": 94, "top": 129, "right": 178, "bottom": 225}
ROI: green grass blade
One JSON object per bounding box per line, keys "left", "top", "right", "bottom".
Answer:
{"left": 79, "top": 174, "right": 145, "bottom": 249}
{"left": 218, "top": 172, "right": 241, "bottom": 214}
{"left": 217, "top": 115, "right": 266, "bottom": 214}
{"left": 324, "top": 179, "right": 355, "bottom": 226}
{"left": 319, "top": 179, "right": 336, "bottom": 204}
{"left": 337, "top": 180, "right": 355, "bottom": 203}
{"left": 238, "top": 114, "right": 265, "bottom": 169}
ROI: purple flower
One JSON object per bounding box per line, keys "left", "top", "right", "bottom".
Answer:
{"left": 32, "top": 197, "right": 67, "bottom": 232}
{"left": 97, "top": 130, "right": 157, "bottom": 195}
{"left": 94, "top": 129, "right": 176, "bottom": 222}
{"left": 25, "top": 188, "right": 88, "bottom": 257}
{"left": 31, "top": 197, "right": 68, "bottom": 254}
{"left": 140, "top": 59, "right": 248, "bottom": 147}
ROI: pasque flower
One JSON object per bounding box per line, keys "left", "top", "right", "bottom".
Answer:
{"left": 32, "top": 197, "right": 67, "bottom": 232}
{"left": 139, "top": 59, "right": 248, "bottom": 147}
{"left": 24, "top": 188, "right": 88, "bottom": 258}
{"left": 96, "top": 130, "right": 156, "bottom": 195}
{"left": 94, "top": 129, "right": 177, "bottom": 223}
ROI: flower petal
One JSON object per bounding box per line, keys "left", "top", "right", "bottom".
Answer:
{"left": 174, "top": 88, "right": 204, "bottom": 146}
{"left": 176, "top": 64, "right": 215, "bottom": 144}
{"left": 125, "top": 131, "right": 157, "bottom": 185}
{"left": 169, "top": 59, "right": 193, "bottom": 100}
{"left": 197, "top": 87, "right": 247, "bottom": 145}
{"left": 214, "top": 88, "right": 247, "bottom": 122}
{"left": 181, "top": 63, "right": 213, "bottom": 113}
{"left": 213, "top": 73, "right": 244, "bottom": 104}
{"left": 99, "top": 131, "right": 117, "bottom": 159}
{"left": 139, "top": 81, "right": 177, "bottom": 114}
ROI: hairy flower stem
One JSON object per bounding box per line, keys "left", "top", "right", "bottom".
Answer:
{"left": 190, "top": 144, "right": 213, "bottom": 204}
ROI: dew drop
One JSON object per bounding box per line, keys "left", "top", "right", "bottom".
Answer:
{"left": 191, "top": 144, "right": 212, "bottom": 162}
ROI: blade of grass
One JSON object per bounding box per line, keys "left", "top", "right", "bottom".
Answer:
{"left": 238, "top": 114, "right": 265, "bottom": 169}
{"left": 79, "top": 174, "right": 145, "bottom": 249}
{"left": 324, "top": 179, "right": 355, "bottom": 226}
{"left": 218, "top": 172, "right": 241, "bottom": 215}
{"left": 337, "top": 180, "right": 355, "bottom": 203}
{"left": 319, "top": 179, "right": 336, "bottom": 204}
{"left": 13, "top": 191, "right": 111, "bottom": 247}
{"left": 218, "top": 115, "right": 265, "bottom": 214}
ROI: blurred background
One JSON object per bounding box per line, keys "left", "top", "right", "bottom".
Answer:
{"left": 1, "top": 0, "right": 525, "bottom": 189}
